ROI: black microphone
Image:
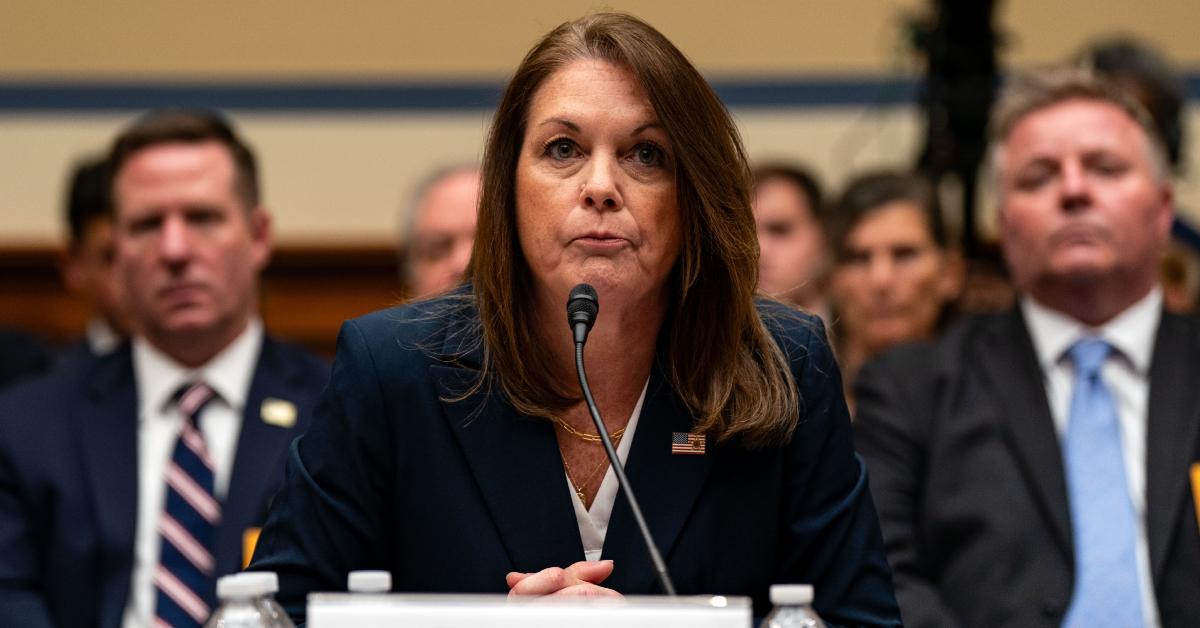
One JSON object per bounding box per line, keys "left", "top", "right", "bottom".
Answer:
{"left": 566, "top": 284, "right": 598, "bottom": 344}
{"left": 565, "top": 283, "right": 677, "bottom": 596}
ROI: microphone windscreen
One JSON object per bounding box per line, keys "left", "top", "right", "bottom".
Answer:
{"left": 567, "top": 283, "right": 599, "bottom": 323}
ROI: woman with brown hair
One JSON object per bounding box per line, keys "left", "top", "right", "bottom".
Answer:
{"left": 249, "top": 13, "right": 899, "bottom": 625}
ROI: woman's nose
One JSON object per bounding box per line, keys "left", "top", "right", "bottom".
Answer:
{"left": 580, "top": 156, "right": 622, "bottom": 211}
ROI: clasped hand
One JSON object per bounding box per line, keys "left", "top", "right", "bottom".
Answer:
{"left": 506, "top": 559, "right": 622, "bottom": 598}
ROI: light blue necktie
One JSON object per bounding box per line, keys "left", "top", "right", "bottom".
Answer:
{"left": 1061, "top": 338, "right": 1145, "bottom": 628}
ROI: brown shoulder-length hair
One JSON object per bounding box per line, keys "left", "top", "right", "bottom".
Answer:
{"left": 469, "top": 12, "right": 799, "bottom": 447}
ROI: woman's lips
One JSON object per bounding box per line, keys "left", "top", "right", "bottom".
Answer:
{"left": 573, "top": 233, "right": 630, "bottom": 250}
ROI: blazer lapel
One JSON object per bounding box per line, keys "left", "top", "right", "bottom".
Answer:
{"left": 601, "top": 363, "right": 714, "bottom": 593}
{"left": 431, "top": 363, "right": 585, "bottom": 574}
{"left": 1144, "top": 312, "right": 1200, "bottom": 583}
{"left": 217, "top": 337, "right": 305, "bottom": 576}
{"left": 979, "top": 309, "right": 1073, "bottom": 555}
{"left": 77, "top": 347, "right": 139, "bottom": 627}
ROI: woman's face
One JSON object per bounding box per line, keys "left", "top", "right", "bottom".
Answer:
{"left": 830, "top": 202, "right": 959, "bottom": 354}
{"left": 515, "top": 58, "right": 681, "bottom": 309}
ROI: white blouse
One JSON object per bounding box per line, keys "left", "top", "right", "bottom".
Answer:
{"left": 566, "top": 379, "right": 649, "bottom": 562}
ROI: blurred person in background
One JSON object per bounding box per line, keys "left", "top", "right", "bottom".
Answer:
{"left": 827, "top": 171, "right": 963, "bottom": 407}
{"left": 855, "top": 68, "right": 1200, "bottom": 627}
{"left": 1077, "top": 35, "right": 1200, "bottom": 314}
{"left": 400, "top": 166, "right": 481, "bottom": 299}
{"left": 752, "top": 164, "right": 830, "bottom": 320}
{"left": 60, "top": 155, "right": 130, "bottom": 358}
{"left": 0, "top": 109, "right": 329, "bottom": 628}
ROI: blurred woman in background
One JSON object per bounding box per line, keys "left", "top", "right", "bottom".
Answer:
{"left": 829, "top": 171, "right": 963, "bottom": 409}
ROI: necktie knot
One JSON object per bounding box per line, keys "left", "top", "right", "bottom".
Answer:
{"left": 173, "top": 381, "right": 215, "bottom": 424}
{"left": 1069, "top": 337, "right": 1111, "bottom": 380}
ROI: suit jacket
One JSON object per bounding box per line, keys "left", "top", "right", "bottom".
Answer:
{"left": 854, "top": 307, "right": 1200, "bottom": 627}
{"left": 248, "top": 296, "right": 901, "bottom": 627}
{"left": 0, "top": 335, "right": 329, "bottom": 628}
{"left": 0, "top": 327, "right": 53, "bottom": 391}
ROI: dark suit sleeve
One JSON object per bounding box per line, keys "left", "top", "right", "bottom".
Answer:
{"left": 0, "top": 400, "right": 56, "bottom": 628}
{"left": 775, "top": 318, "right": 902, "bottom": 628}
{"left": 249, "top": 320, "right": 396, "bottom": 623}
{"left": 854, "top": 349, "right": 959, "bottom": 628}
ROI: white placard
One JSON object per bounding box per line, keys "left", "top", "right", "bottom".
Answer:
{"left": 307, "top": 593, "right": 751, "bottom": 628}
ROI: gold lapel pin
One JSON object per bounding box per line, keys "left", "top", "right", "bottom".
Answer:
{"left": 260, "top": 398, "right": 297, "bottom": 428}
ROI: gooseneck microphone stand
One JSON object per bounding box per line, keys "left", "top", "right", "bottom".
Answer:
{"left": 566, "top": 283, "right": 676, "bottom": 596}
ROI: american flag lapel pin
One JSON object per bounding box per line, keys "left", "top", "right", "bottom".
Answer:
{"left": 671, "top": 431, "right": 706, "bottom": 455}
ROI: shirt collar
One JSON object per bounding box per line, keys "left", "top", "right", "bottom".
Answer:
{"left": 1020, "top": 286, "right": 1161, "bottom": 375}
{"left": 132, "top": 318, "right": 264, "bottom": 419}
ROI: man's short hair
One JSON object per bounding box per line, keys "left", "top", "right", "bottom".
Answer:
{"left": 64, "top": 155, "right": 111, "bottom": 249}
{"left": 752, "top": 163, "right": 825, "bottom": 223}
{"left": 988, "top": 66, "right": 1170, "bottom": 186}
{"left": 107, "top": 108, "right": 260, "bottom": 211}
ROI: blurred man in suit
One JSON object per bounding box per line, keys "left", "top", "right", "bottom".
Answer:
{"left": 751, "top": 163, "right": 830, "bottom": 320}
{"left": 60, "top": 155, "right": 130, "bottom": 357}
{"left": 399, "top": 166, "right": 480, "bottom": 299}
{"left": 0, "top": 109, "right": 328, "bottom": 628}
{"left": 855, "top": 67, "right": 1200, "bottom": 627}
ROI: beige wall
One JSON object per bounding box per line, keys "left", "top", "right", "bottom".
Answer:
{"left": 5, "top": 1, "right": 1199, "bottom": 77}
{"left": 2, "top": 0, "right": 1198, "bottom": 246}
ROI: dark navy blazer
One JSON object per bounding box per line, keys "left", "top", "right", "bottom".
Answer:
{"left": 0, "top": 336, "right": 329, "bottom": 628}
{"left": 249, "top": 297, "right": 901, "bottom": 626}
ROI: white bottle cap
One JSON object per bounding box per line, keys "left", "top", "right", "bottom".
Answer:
{"left": 240, "top": 571, "right": 280, "bottom": 594}
{"left": 217, "top": 574, "right": 262, "bottom": 600}
{"left": 348, "top": 570, "right": 392, "bottom": 593}
{"left": 769, "top": 584, "right": 814, "bottom": 605}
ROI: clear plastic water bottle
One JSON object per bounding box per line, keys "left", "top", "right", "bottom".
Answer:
{"left": 202, "top": 572, "right": 294, "bottom": 628}
{"left": 347, "top": 570, "right": 392, "bottom": 593}
{"left": 763, "top": 584, "right": 826, "bottom": 628}
{"left": 242, "top": 572, "right": 295, "bottom": 627}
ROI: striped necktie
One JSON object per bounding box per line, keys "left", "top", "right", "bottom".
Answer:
{"left": 1061, "top": 338, "right": 1146, "bottom": 628}
{"left": 155, "top": 382, "right": 221, "bottom": 627}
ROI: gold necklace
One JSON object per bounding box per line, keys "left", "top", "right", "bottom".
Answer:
{"left": 551, "top": 416, "right": 625, "bottom": 443}
{"left": 562, "top": 455, "right": 610, "bottom": 506}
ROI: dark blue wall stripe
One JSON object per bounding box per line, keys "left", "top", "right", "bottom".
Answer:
{"left": 0, "top": 77, "right": 920, "bottom": 112}
{"left": 1, "top": 74, "right": 1197, "bottom": 112}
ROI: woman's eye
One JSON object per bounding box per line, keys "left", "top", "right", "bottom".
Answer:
{"left": 548, "top": 139, "right": 576, "bottom": 160}
{"left": 633, "top": 143, "right": 665, "bottom": 167}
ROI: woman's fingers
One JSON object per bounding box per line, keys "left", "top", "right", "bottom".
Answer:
{"left": 565, "top": 559, "right": 614, "bottom": 584}
{"left": 508, "top": 566, "right": 573, "bottom": 596}
{"left": 550, "top": 582, "right": 622, "bottom": 597}
{"left": 505, "top": 571, "right": 531, "bottom": 588}
{"left": 507, "top": 560, "right": 617, "bottom": 597}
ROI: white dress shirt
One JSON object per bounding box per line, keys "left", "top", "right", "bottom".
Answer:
{"left": 121, "top": 319, "right": 263, "bottom": 628}
{"left": 1021, "top": 287, "right": 1162, "bottom": 628}
{"left": 567, "top": 379, "right": 648, "bottom": 562}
